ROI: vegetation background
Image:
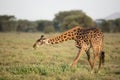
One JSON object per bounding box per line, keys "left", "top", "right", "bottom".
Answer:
{"left": 0, "top": 10, "right": 120, "bottom": 33}
{"left": 0, "top": 10, "right": 120, "bottom": 80}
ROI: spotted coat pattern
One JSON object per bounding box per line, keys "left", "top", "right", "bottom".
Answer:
{"left": 33, "top": 26, "right": 104, "bottom": 73}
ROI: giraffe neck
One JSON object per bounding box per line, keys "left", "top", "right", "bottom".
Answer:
{"left": 47, "top": 26, "right": 81, "bottom": 44}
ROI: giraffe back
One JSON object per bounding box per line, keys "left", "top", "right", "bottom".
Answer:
{"left": 75, "top": 27, "right": 103, "bottom": 50}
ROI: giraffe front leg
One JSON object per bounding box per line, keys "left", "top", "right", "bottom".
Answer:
{"left": 70, "top": 48, "right": 83, "bottom": 68}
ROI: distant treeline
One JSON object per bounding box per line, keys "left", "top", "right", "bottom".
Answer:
{"left": 0, "top": 10, "right": 120, "bottom": 33}
{"left": 96, "top": 18, "right": 120, "bottom": 32}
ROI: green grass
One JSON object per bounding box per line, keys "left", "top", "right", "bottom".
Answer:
{"left": 0, "top": 32, "right": 120, "bottom": 80}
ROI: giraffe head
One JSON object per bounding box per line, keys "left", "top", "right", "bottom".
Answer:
{"left": 33, "top": 35, "right": 49, "bottom": 49}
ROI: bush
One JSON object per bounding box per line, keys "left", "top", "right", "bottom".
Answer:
{"left": 43, "top": 26, "right": 55, "bottom": 33}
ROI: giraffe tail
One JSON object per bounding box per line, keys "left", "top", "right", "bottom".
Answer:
{"left": 101, "top": 51, "right": 105, "bottom": 65}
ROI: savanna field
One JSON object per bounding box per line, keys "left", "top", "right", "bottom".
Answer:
{"left": 0, "top": 32, "right": 120, "bottom": 80}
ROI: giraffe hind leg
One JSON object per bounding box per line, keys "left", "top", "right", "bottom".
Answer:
{"left": 91, "top": 47, "right": 100, "bottom": 74}
{"left": 91, "top": 55, "right": 98, "bottom": 74}
{"left": 85, "top": 48, "right": 93, "bottom": 70}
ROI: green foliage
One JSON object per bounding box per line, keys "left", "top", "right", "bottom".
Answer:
{"left": 0, "top": 21, "right": 18, "bottom": 32}
{"left": 114, "top": 18, "right": 120, "bottom": 32}
{"left": 96, "top": 18, "right": 120, "bottom": 32}
{"left": 101, "top": 20, "right": 111, "bottom": 32}
{"left": 54, "top": 10, "right": 95, "bottom": 31}
{"left": 0, "top": 15, "right": 17, "bottom": 32}
{"left": 36, "top": 20, "right": 55, "bottom": 33}
{"left": 17, "top": 20, "right": 37, "bottom": 32}
{"left": 0, "top": 13, "right": 120, "bottom": 33}
{"left": 0, "top": 15, "right": 15, "bottom": 21}
{"left": 44, "top": 26, "right": 55, "bottom": 33}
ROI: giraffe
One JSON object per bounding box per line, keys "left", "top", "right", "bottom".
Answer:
{"left": 33, "top": 26, "right": 105, "bottom": 73}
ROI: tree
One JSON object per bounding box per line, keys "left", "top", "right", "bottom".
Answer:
{"left": 97, "top": 18, "right": 120, "bottom": 33}
{"left": 36, "top": 20, "right": 54, "bottom": 32}
{"left": 0, "top": 15, "right": 15, "bottom": 21}
{"left": 53, "top": 10, "right": 95, "bottom": 31}
{"left": 114, "top": 18, "right": 120, "bottom": 32}
{"left": 0, "top": 15, "right": 17, "bottom": 32}
{"left": 43, "top": 26, "right": 55, "bottom": 33}
{"left": 101, "top": 20, "right": 111, "bottom": 32}
{"left": 17, "top": 20, "right": 37, "bottom": 32}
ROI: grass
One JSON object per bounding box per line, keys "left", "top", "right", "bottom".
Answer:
{"left": 0, "top": 32, "right": 120, "bottom": 80}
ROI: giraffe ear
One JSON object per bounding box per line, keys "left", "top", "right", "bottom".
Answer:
{"left": 40, "top": 35, "right": 44, "bottom": 39}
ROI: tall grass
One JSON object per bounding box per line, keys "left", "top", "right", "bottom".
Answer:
{"left": 0, "top": 32, "right": 120, "bottom": 80}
